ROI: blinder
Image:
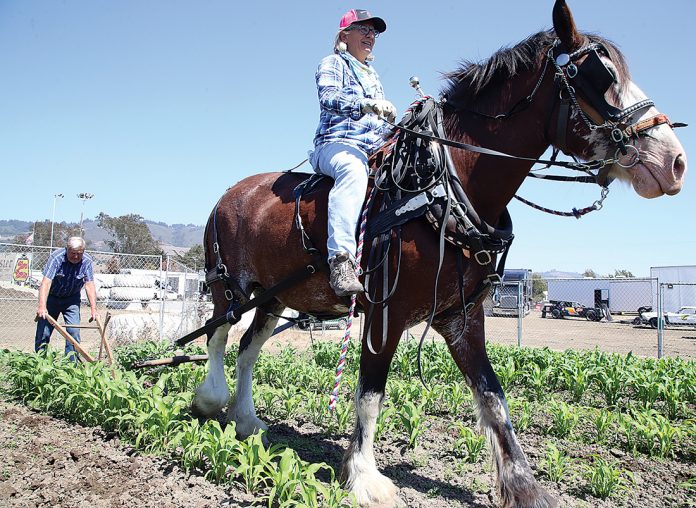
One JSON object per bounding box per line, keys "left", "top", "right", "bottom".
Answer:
{"left": 567, "top": 46, "right": 623, "bottom": 122}
{"left": 550, "top": 40, "right": 672, "bottom": 177}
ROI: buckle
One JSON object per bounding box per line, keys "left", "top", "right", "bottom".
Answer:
{"left": 566, "top": 63, "right": 578, "bottom": 79}
{"left": 487, "top": 273, "right": 502, "bottom": 285}
{"left": 611, "top": 128, "right": 625, "bottom": 143}
{"left": 474, "top": 250, "right": 492, "bottom": 265}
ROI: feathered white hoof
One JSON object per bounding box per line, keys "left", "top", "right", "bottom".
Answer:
{"left": 191, "top": 384, "right": 230, "bottom": 418}
{"left": 498, "top": 465, "right": 558, "bottom": 508}
{"left": 343, "top": 465, "right": 398, "bottom": 507}
{"left": 228, "top": 406, "right": 268, "bottom": 440}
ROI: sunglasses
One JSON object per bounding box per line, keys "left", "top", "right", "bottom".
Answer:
{"left": 346, "top": 24, "right": 380, "bottom": 38}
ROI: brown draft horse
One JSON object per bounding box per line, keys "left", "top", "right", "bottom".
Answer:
{"left": 191, "top": 2, "right": 686, "bottom": 507}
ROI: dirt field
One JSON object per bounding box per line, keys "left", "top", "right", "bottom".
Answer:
{"left": 1, "top": 310, "right": 694, "bottom": 508}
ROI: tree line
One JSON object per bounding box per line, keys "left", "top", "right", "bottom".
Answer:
{"left": 11, "top": 213, "right": 204, "bottom": 269}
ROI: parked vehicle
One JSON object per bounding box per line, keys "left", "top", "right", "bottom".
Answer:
{"left": 491, "top": 268, "right": 533, "bottom": 317}
{"left": 649, "top": 265, "right": 696, "bottom": 311}
{"left": 296, "top": 313, "right": 348, "bottom": 331}
{"left": 639, "top": 306, "right": 696, "bottom": 328}
{"left": 631, "top": 306, "right": 653, "bottom": 325}
{"left": 541, "top": 301, "right": 603, "bottom": 321}
{"left": 546, "top": 277, "right": 654, "bottom": 314}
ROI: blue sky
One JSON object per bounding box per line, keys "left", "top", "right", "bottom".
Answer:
{"left": 0, "top": 1, "right": 693, "bottom": 276}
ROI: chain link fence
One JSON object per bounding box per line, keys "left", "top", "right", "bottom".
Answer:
{"left": 0, "top": 243, "right": 210, "bottom": 351}
{"left": 1, "top": 242, "right": 693, "bottom": 359}
{"left": 656, "top": 282, "right": 696, "bottom": 358}
{"left": 481, "top": 276, "right": 695, "bottom": 358}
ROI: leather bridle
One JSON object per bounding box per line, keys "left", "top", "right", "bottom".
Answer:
{"left": 549, "top": 40, "right": 679, "bottom": 185}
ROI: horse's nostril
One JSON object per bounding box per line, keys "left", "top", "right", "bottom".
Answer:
{"left": 673, "top": 154, "right": 687, "bottom": 180}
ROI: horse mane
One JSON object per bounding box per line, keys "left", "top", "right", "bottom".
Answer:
{"left": 442, "top": 29, "right": 630, "bottom": 109}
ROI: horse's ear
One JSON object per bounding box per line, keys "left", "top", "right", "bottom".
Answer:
{"left": 552, "top": 0, "right": 583, "bottom": 52}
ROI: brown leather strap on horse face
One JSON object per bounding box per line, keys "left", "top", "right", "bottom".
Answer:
{"left": 622, "top": 113, "right": 673, "bottom": 139}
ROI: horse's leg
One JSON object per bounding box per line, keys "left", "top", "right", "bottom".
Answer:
{"left": 192, "top": 322, "right": 232, "bottom": 417}
{"left": 228, "top": 299, "right": 285, "bottom": 439}
{"left": 433, "top": 306, "right": 557, "bottom": 508}
{"left": 341, "top": 328, "right": 401, "bottom": 506}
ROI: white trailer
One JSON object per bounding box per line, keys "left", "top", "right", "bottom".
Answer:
{"left": 650, "top": 265, "right": 696, "bottom": 312}
{"left": 546, "top": 278, "right": 653, "bottom": 313}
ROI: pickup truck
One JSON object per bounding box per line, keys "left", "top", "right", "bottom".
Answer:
{"left": 639, "top": 306, "right": 696, "bottom": 328}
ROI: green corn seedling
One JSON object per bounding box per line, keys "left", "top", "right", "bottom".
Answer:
{"left": 525, "top": 364, "right": 552, "bottom": 400}
{"left": 592, "top": 362, "right": 624, "bottom": 408}
{"left": 452, "top": 423, "right": 486, "bottom": 463}
{"left": 583, "top": 456, "right": 632, "bottom": 499}
{"left": 508, "top": 398, "right": 533, "bottom": 433}
{"left": 542, "top": 443, "right": 572, "bottom": 483}
{"left": 375, "top": 404, "right": 397, "bottom": 441}
{"left": 236, "top": 431, "right": 281, "bottom": 493}
{"left": 398, "top": 400, "right": 425, "bottom": 449}
{"left": 496, "top": 356, "right": 518, "bottom": 392}
{"left": 547, "top": 399, "right": 579, "bottom": 438}
{"left": 593, "top": 409, "right": 614, "bottom": 444}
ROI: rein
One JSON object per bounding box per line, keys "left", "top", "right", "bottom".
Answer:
{"left": 366, "top": 98, "right": 515, "bottom": 385}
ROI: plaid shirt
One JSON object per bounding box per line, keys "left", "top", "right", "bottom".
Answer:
{"left": 312, "top": 54, "right": 390, "bottom": 156}
{"left": 43, "top": 248, "right": 94, "bottom": 298}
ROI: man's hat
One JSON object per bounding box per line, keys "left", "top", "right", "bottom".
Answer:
{"left": 339, "top": 9, "right": 386, "bottom": 33}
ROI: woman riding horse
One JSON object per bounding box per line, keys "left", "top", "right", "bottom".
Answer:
{"left": 309, "top": 9, "right": 397, "bottom": 297}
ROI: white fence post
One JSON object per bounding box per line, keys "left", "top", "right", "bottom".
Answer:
{"left": 657, "top": 282, "right": 664, "bottom": 359}
{"left": 159, "top": 254, "right": 166, "bottom": 341}
{"left": 516, "top": 281, "right": 523, "bottom": 347}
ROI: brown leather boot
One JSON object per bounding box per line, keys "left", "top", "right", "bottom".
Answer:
{"left": 329, "top": 252, "right": 364, "bottom": 297}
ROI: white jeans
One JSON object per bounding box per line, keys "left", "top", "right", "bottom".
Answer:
{"left": 310, "top": 142, "right": 369, "bottom": 261}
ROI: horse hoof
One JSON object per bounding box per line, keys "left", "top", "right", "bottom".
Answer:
{"left": 191, "top": 387, "right": 230, "bottom": 418}
{"left": 346, "top": 471, "right": 398, "bottom": 507}
{"left": 228, "top": 411, "right": 268, "bottom": 440}
{"left": 374, "top": 494, "right": 406, "bottom": 508}
{"left": 500, "top": 484, "right": 557, "bottom": 508}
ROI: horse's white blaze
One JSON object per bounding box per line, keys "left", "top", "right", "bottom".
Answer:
{"left": 344, "top": 390, "right": 397, "bottom": 506}
{"left": 580, "top": 58, "right": 687, "bottom": 197}
{"left": 192, "top": 323, "right": 231, "bottom": 416}
{"left": 228, "top": 311, "right": 280, "bottom": 438}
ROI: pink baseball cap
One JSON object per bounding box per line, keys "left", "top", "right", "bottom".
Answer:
{"left": 339, "top": 9, "right": 387, "bottom": 33}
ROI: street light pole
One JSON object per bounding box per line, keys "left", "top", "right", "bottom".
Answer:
{"left": 50, "top": 193, "right": 64, "bottom": 250}
{"left": 77, "top": 193, "right": 94, "bottom": 237}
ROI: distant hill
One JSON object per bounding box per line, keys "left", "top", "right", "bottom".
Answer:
{"left": 0, "top": 218, "right": 204, "bottom": 249}
{"left": 537, "top": 269, "right": 583, "bottom": 279}
{"left": 144, "top": 221, "right": 204, "bottom": 247}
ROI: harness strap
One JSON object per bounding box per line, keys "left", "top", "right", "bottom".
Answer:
{"left": 175, "top": 262, "right": 323, "bottom": 348}
{"left": 526, "top": 172, "right": 596, "bottom": 183}
{"left": 623, "top": 113, "right": 672, "bottom": 139}
{"left": 205, "top": 196, "right": 250, "bottom": 303}
{"left": 293, "top": 175, "right": 328, "bottom": 257}
{"left": 416, "top": 177, "right": 453, "bottom": 387}
{"left": 387, "top": 113, "right": 613, "bottom": 174}
{"left": 555, "top": 95, "right": 572, "bottom": 155}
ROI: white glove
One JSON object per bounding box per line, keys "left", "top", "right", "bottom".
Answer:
{"left": 361, "top": 99, "right": 397, "bottom": 123}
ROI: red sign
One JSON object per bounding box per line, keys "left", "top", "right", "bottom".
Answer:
{"left": 13, "top": 256, "right": 30, "bottom": 283}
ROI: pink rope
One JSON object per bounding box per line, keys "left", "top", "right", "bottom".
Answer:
{"left": 328, "top": 184, "right": 377, "bottom": 410}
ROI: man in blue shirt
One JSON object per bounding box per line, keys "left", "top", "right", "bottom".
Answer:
{"left": 35, "top": 237, "right": 98, "bottom": 359}
{"left": 310, "top": 9, "right": 396, "bottom": 297}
